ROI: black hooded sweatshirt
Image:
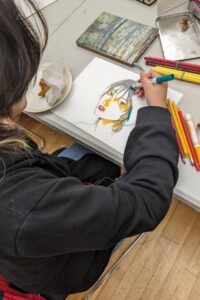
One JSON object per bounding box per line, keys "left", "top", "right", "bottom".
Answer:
{"left": 0, "top": 107, "right": 178, "bottom": 295}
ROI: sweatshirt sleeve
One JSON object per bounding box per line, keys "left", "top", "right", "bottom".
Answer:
{"left": 16, "top": 107, "right": 179, "bottom": 257}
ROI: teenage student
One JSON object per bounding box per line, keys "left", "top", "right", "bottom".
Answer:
{"left": 0, "top": 0, "right": 179, "bottom": 299}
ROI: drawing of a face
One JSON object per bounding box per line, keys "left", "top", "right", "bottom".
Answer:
{"left": 94, "top": 90, "right": 131, "bottom": 121}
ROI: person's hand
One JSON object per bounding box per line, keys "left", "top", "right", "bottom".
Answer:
{"left": 135, "top": 70, "right": 168, "bottom": 109}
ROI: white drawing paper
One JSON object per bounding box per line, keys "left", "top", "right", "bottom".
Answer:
{"left": 52, "top": 57, "right": 183, "bottom": 155}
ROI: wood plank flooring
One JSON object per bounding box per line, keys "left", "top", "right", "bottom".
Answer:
{"left": 16, "top": 113, "right": 200, "bottom": 300}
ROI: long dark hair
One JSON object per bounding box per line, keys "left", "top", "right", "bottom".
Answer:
{"left": 0, "top": 0, "right": 48, "bottom": 149}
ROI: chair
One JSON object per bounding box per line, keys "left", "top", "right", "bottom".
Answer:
{"left": 14, "top": 115, "right": 46, "bottom": 151}
{"left": 82, "top": 233, "right": 145, "bottom": 300}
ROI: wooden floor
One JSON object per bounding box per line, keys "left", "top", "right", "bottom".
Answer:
{"left": 17, "top": 114, "right": 200, "bottom": 300}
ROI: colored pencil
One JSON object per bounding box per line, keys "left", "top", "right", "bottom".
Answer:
{"left": 167, "top": 99, "right": 188, "bottom": 157}
{"left": 185, "top": 114, "right": 200, "bottom": 166}
{"left": 146, "top": 61, "right": 200, "bottom": 74}
{"left": 152, "top": 66, "right": 200, "bottom": 84}
{"left": 167, "top": 101, "right": 186, "bottom": 163}
{"left": 172, "top": 101, "right": 192, "bottom": 161}
{"left": 178, "top": 110, "right": 200, "bottom": 170}
{"left": 145, "top": 56, "right": 200, "bottom": 74}
{"left": 192, "top": 0, "right": 200, "bottom": 11}
{"left": 176, "top": 132, "right": 186, "bottom": 164}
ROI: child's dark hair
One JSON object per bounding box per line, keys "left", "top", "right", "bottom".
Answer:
{"left": 0, "top": 0, "right": 48, "bottom": 149}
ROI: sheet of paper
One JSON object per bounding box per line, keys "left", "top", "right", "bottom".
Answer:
{"left": 15, "top": 0, "right": 57, "bottom": 17}
{"left": 157, "top": 0, "right": 188, "bottom": 16}
{"left": 52, "top": 57, "right": 183, "bottom": 155}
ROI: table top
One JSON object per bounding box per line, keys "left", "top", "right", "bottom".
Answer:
{"left": 16, "top": 0, "right": 57, "bottom": 17}
{"left": 28, "top": 0, "right": 200, "bottom": 210}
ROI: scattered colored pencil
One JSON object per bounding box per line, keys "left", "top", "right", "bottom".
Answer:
{"left": 167, "top": 100, "right": 186, "bottom": 164}
{"left": 152, "top": 66, "right": 200, "bottom": 85}
{"left": 178, "top": 110, "right": 200, "bottom": 170}
{"left": 168, "top": 99, "right": 188, "bottom": 157}
{"left": 167, "top": 99, "right": 200, "bottom": 171}
{"left": 192, "top": 0, "right": 200, "bottom": 12}
{"left": 185, "top": 114, "right": 200, "bottom": 167}
{"left": 145, "top": 56, "right": 200, "bottom": 75}
{"left": 172, "top": 102, "right": 193, "bottom": 163}
{"left": 176, "top": 132, "right": 186, "bottom": 164}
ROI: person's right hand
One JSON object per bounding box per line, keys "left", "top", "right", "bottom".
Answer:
{"left": 136, "top": 70, "right": 168, "bottom": 109}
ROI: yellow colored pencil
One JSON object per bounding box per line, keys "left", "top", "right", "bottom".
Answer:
{"left": 152, "top": 66, "right": 200, "bottom": 84}
{"left": 167, "top": 99, "right": 188, "bottom": 157}
{"left": 172, "top": 101, "right": 193, "bottom": 162}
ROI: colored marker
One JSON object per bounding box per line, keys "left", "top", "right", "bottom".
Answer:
{"left": 132, "top": 74, "right": 174, "bottom": 89}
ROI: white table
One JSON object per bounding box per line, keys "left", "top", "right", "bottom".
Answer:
{"left": 27, "top": 0, "right": 200, "bottom": 210}
{"left": 15, "top": 0, "right": 57, "bottom": 17}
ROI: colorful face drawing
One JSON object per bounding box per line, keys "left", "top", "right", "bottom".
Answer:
{"left": 94, "top": 79, "right": 135, "bottom": 132}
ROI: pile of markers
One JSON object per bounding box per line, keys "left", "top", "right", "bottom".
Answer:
{"left": 167, "top": 99, "right": 200, "bottom": 171}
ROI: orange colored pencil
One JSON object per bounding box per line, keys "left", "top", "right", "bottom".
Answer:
{"left": 178, "top": 110, "right": 200, "bottom": 171}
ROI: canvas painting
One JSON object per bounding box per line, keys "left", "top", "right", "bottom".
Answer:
{"left": 77, "top": 12, "right": 158, "bottom": 66}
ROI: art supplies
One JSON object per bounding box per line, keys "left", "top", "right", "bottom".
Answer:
{"left": 52, "top": 58, "right": 182, "bottom": 164}
{"left": 168, "top": 99, "right": 189, "bottom": 159}
{"left": 152, "top": 66, "right": 200, "bottom": 84}
{"left": 156, "top": 12, "right": 200, "bottom": 60}
{"left": 178, "top": 110, "right": 200, "bottom": 170}
{"left": 185, "top": 114, "right": 200, "bottom": 166}
{"left": 136, "top": 74, "right": 174, "bottom": 87}
{"left": 145, "top": 56, "right": 200, "bottom": 75}
{"left": 167, "top": 99, "right": 200, "bottom": 171}
{"left": 189, "top": 0, "right": 200, "bottom": 21}
{"left": 176, "top": 131, "right": 186, "bottom": 164}
{"left": 104, "top": 74, "right": 174, "bottom": 97}
{"left": 173, "top": 101, "right": 192, "bottom": 161}
{"left": 94, "top": 75, "right": 174, "bottom": 132}
{"left": 76, "top": 12, "right": 158, "bottom": 67}
{"left": 167, "top": 100, "right": 186, "bottom": 163}
{"left": 135, "top": 0, "right": 156, "bottom": 6}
